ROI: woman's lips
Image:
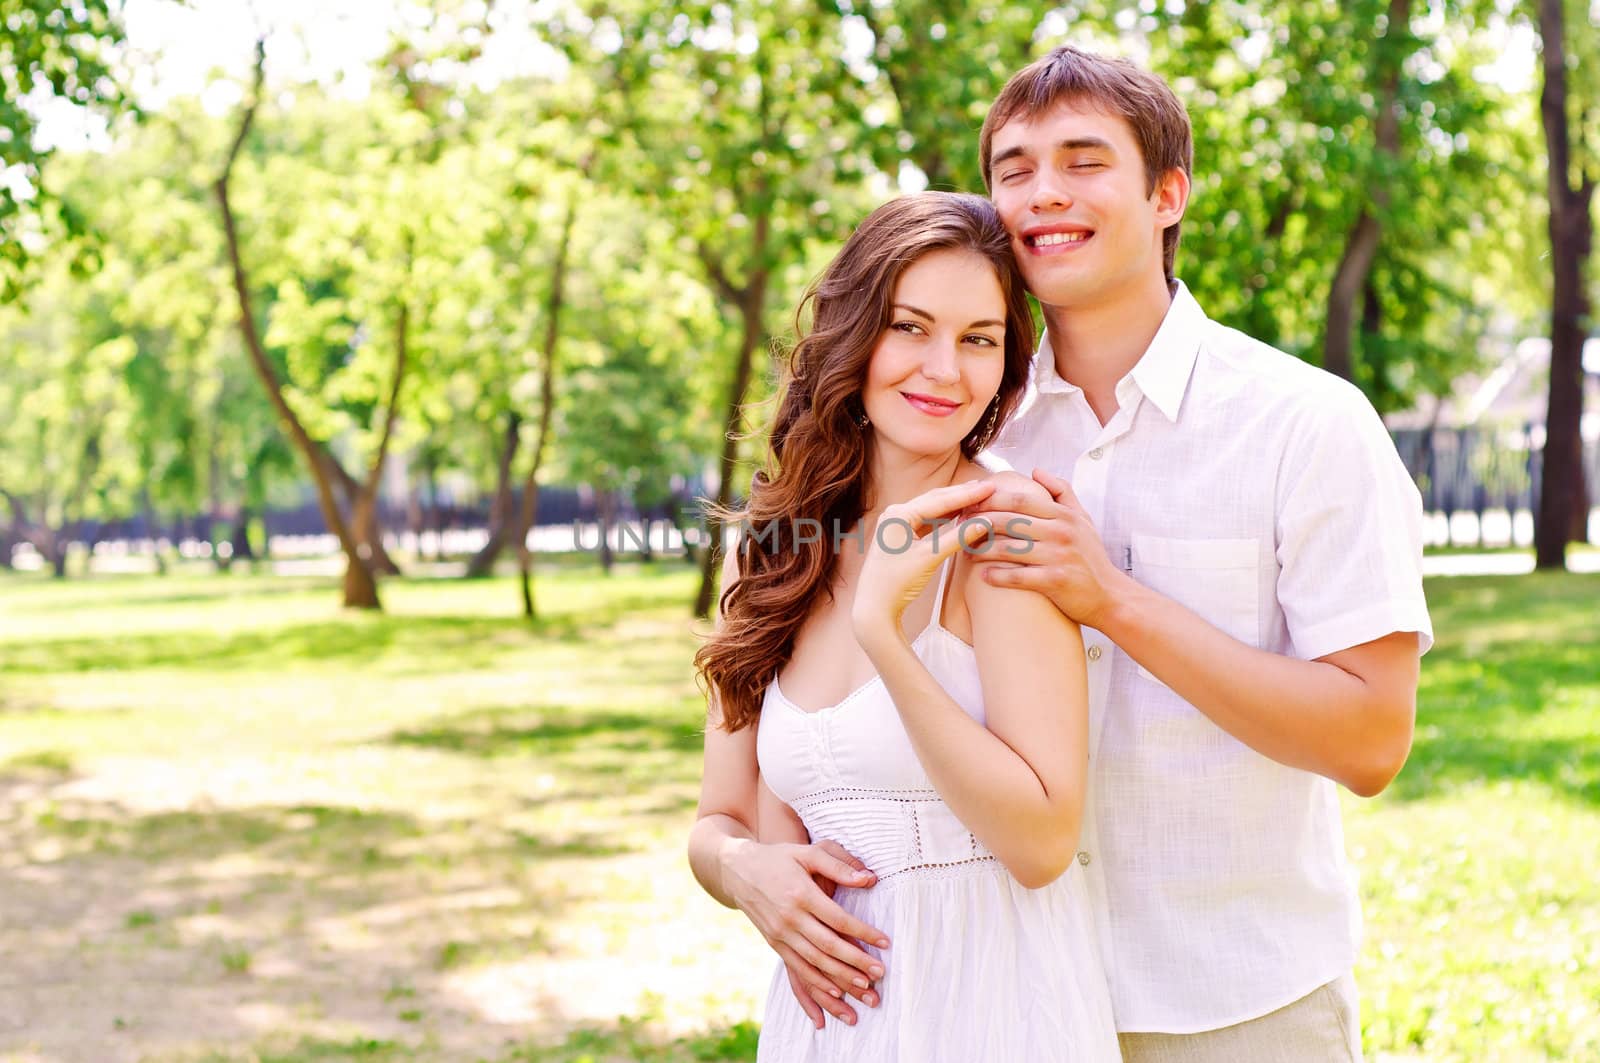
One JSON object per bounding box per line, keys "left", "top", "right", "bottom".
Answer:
{"left": 902, "top": 392, "right": 961, "bottom": 417}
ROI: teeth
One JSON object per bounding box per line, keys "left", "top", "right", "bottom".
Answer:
{"left": 1033, "top": 231, "right": 1088, "bottom": 246}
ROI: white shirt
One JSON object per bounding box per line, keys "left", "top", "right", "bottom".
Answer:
{"left": 986, "top": 281, "right": 1433, "bottom": 1034}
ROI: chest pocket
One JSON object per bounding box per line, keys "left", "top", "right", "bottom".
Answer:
{"left": 1129, "top": 534, "right": 1260, "bottom": 683}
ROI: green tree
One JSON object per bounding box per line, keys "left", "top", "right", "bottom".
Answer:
{"left": 556, "top": 0, "right": 877, "bottom": 617}
{"left": 837, "top": 0, "right": 1040, "bottom": 192}
{"left": 0, "top": 0, "right": 126, "bottom": 295}
{"left": 50, "top": 108, "right": 291, "bottom": 573}
{"left": 1130, "top": 0, "right": 1532, "bottom": 410}
{"left": 215, "top": 43, "right": 465, "bottom": 608}
{"left": 0, "top": 251, "right": 139, "bottom": 576}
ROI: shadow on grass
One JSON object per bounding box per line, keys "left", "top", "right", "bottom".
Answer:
{"left": 386, "top": 704, "right": 706, "bottom": 802}
{"left": 186, "top": 1020, "right": 759, "bottom": 1063}
{"left": 0, "top": 613, "right": 586, "bottom": 674}
{"left": 511, "top": 1017, "right": 760, "bottom": 1063}
{"left": 1393, "top": 573, "right": 1600, "bottom": 807}
{"left": 13, "top": 575, "right": 334, "bottom": 614}
{"left": 390, "top": 705, "right": 703, "bottom": 758}
{"left": 1, "top": 778, "right": 648, "bottom": 1055}
{"left": 1, "top": 583, "right": 694, "bottom": 675}
{"left": 188, "top": 1034, "right": 413, "bottom": 1062}
{"left": 15, "top": 793, "right": 637, "bottom": 869}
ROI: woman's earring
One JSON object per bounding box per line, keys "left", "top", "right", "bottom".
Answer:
{"left": 853, "top": 408, "right": 870, "bottom": 429}
{"left": 976, "top": 399, "right": 1000, "bottom": 446}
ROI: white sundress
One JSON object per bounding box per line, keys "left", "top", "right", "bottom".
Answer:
{"left": 754, "top": 558, "right": 1122, "bottom": 1062}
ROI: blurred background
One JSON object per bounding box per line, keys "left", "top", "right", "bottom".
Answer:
{"left": 0, "top": 2, "right": 1596, "bottom": 1061}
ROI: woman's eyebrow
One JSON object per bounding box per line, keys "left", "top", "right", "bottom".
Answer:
{"left": 893, "top": 304, "right": 1004, "bottom": 330}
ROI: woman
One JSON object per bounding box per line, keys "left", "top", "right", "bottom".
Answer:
{"left": 688, "top": 192, "right": 1119, "bottom": 1061}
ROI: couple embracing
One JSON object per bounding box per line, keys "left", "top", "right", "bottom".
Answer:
{"left": 689, "top": 45, "right": 1432, "bottom": 1062}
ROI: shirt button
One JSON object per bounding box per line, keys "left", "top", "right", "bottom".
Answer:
{"left": 1087, "top": 645, "right": 1103, "bottom": 662}
{"left": 1077, "top": 851, "right": 1091, "bottom": 866}
{"left": 1088, "top": 447, "right": 1104, "bottom": 460}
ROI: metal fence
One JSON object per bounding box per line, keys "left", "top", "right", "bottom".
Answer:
{"left": 1390, "top": 425, "right": 1600, "bottom": 546}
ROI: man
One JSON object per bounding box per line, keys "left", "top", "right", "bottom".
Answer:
{"left": 963, "top": 46, "right": 1432, "bottom": 1061}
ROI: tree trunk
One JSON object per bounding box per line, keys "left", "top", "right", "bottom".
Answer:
{"left": 140, "top": 494, "right": 167, "bottom": 576}
{"left": 1534, "top": 0, "right": 1595, "bottom": 569}
{"left": 423, "top": 451, "right": 443, "bottom": 562}
{"left": 693, "top": 291, "right": 765, "bottom": 618}
{"left": 1, "top": 494, "right": 32, "bottom": 572}
{"left": 466, "top": 412, "right": 522, "bottom": 578}
{"left": 231, "top": 505, "right": 257, "bottom": 562}
{"left": 595, "top": 487, "right": 616, "bottom": 574}
{"left": 1322, "top": 0, "right": 1410, "bottom": 383}
{"left": 639, "top": 512, "right": 656, "bottom": 562}
{"left": 513, "top": 186, "right": 580, "bottom": 619}
{"left": 215, "top": 39, "right": 380, "bottom": 609}
{"left": 330, "top": 449, "right": 403, "bottom": 577}
{"left": 354, "top": 297, "right": 411, "bottom": 577}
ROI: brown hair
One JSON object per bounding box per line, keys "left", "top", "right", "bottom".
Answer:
{"left": 695, "top": 192, "right": 1035, "bottom": 732}
{"left": 979, "top": 45, "right": 1193, "bottom": 281}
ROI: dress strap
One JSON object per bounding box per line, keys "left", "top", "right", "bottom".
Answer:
{"left": 928, "top": 554, "right": 956, "bottom": 632}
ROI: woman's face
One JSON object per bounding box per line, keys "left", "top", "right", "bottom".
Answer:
{"left": 860, "top": 248, "right": 1009, "bottom": 458}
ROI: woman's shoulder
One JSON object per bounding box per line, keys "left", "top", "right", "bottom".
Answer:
{"left": 955, "top": 462, "right": 1051, "bottom": 506}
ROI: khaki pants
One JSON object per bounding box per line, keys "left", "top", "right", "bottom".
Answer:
{"left": 1118, "top": 973, "right": 1362, "bottom": 1063}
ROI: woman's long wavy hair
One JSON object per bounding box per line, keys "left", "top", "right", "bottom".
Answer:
{"left": 696, "top": 192, "right": 1036, "bottom": 732}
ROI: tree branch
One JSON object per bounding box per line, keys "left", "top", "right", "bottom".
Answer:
{"left": 696, "top": 241, "right": 743, "bottom": 306}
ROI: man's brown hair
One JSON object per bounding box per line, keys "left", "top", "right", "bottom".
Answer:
{"left": 980, "top": 45, "right": 1193, "bottom": 281}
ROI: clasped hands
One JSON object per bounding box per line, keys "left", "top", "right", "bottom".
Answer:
{"left": 852, "top": 466, "right": 1124, "bottom": 641}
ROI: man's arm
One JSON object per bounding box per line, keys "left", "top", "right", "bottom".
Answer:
{"left": 968, "top": 470, "right": 1421, "bottom": 797}
{"left": 1097, "top": 570, "right": 1417, "bottom": 796}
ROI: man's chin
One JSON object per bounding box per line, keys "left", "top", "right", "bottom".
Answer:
{"left": 1019, "top": 271, "right": 1100, "bottom": 311}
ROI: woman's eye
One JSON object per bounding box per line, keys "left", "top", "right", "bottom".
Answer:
{"left": 892, "top": 321, "right": 923, "bottom": 334}
{"left": 965, "top": 334, "right": 1000, "bottom": 348}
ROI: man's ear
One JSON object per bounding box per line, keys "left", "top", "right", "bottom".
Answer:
{"left": 1153, "top": 167, "right": 1190, "bottom": 228}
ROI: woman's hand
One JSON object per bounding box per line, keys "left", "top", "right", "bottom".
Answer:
{"left": 851, "top": 479, "right": 996, "bottom": 651}
{"left": 722, "top": 837, "right": 891, "bottom": 1026}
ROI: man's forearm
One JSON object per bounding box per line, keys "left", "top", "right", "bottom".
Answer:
{"left": 1096, "top": 571, "right": 1415, "bottom": 796}
{"left": 687, "top": 813, "right": 755, "bottom": 909}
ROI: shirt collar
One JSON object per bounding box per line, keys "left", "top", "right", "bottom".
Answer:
{"left": 1027, "top": 280, "right": 1207, "bottom": 423}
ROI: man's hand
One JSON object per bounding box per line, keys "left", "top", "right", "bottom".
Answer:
{"left": 965, "top": 467, "right": 1128, "bottom": 629}
{"left": 722, "top": 837, "right": 889, "bottom": 1028}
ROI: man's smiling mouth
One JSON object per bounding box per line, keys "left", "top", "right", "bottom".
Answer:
{"left": 1027, "top": 231, "right": 1090, "bottom": 247}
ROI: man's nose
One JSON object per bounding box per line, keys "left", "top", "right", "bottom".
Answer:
{"left": 1029, "top": 169, "right": 1072, "bottom": 213}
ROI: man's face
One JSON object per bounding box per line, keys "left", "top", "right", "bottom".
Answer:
{"left": 988, "top": 100, "right": 1179, "bottom": 311}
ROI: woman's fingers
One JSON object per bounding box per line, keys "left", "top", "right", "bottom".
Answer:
{"left": 777, "top": 945, "right": 859, "bottom": 1026}
{"left": 785, "top": 910, "right": 884, "bottom": 990}
{"left": 888, "top": 479, "right": 997, "bottom": 529}
{"left": 784, "top": 965, "right": 828, "bottom": 1029}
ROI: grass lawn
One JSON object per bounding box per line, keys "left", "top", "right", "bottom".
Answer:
{"left": 0, "top": 560, "right": 1596, "bottom": 1061}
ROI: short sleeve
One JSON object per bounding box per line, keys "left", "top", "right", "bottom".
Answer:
{"left": 1274, "top": 382, "right": 1434, "bottom": 660}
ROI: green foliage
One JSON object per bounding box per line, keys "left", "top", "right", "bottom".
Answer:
{"left": 0, "top": 0, "right": 126, "bottom": 293}
{"left": 1, "top": 3, "right": 1594, "bottom": 557}
{"left": 835, "top": 0, "right": 1041, "bottom": 192}
{"left": 0, "top": 246, "right": 141, "bottom": 534}
{"left": 1129, "top": 0, "right": 1541, "bottom": 409}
